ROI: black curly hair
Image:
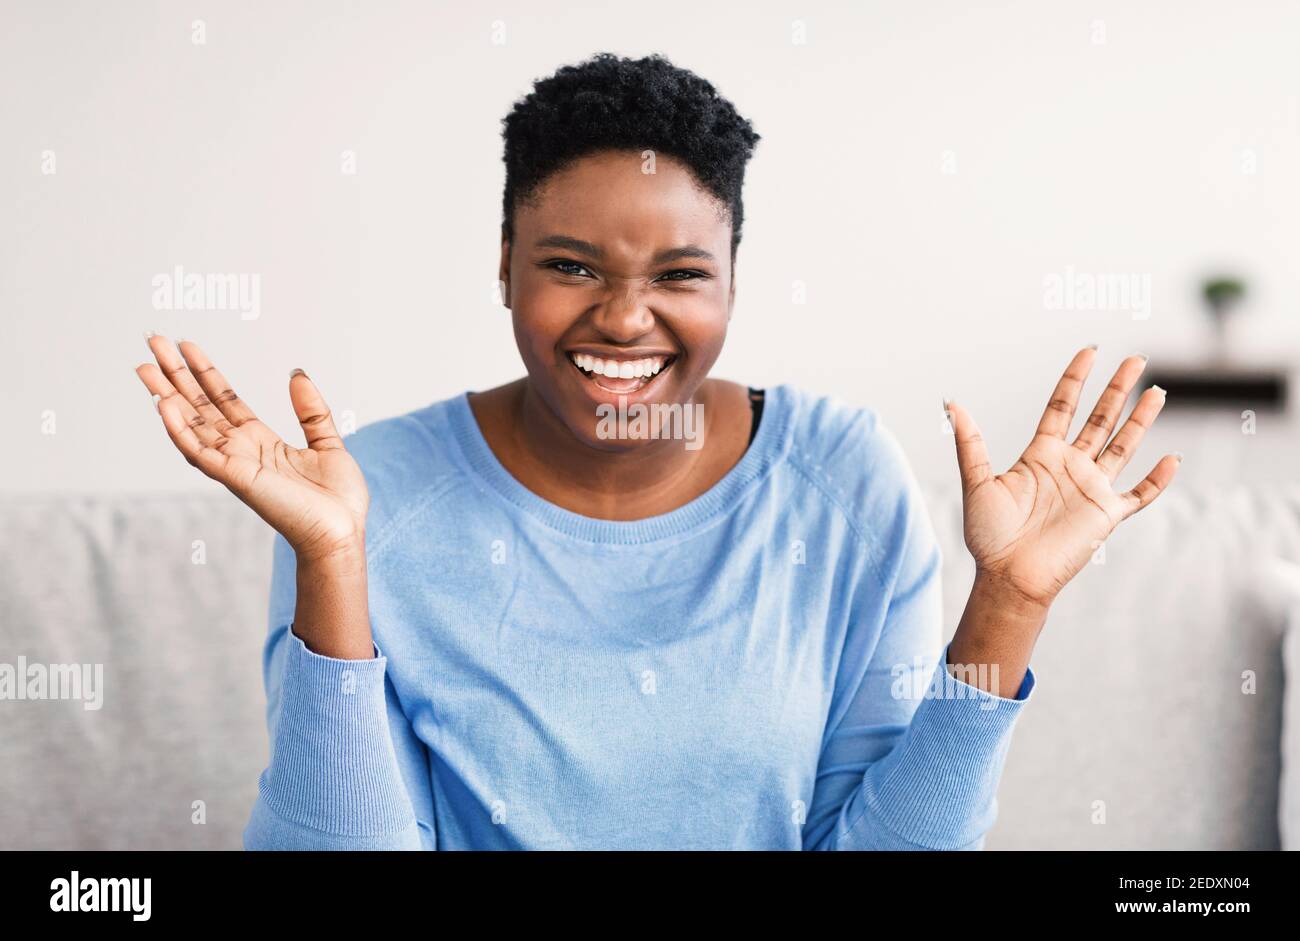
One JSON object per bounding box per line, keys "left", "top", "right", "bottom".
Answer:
{"left": 501, "top": 52, "right": 761, "bottom": 259}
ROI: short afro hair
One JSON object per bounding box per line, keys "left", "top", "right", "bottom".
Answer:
{"left": 500, "top": 52, "right": 761, "bottom": 258}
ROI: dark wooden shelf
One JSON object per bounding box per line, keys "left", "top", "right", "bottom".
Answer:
{"left": 1143, "top": 365, "right": 1289, "bottom": 410}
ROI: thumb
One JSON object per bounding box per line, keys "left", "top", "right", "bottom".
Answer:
{"left": 288, "top": 368, "right": 344, "bottom": 451}
{"left": 945, "top": 397, "right": 991, "bottom": 496}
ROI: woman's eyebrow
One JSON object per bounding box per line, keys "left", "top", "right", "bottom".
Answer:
{"left": 652, "top": 245, "right": 716, "bottom": 265}
{"left": 534, "top": 234, "right": 716, "bottom": 266}
{"left": 535, "top": 234, "right": 603, "bottom": 258}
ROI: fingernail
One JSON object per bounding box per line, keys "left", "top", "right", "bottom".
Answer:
{"left": 144, "top": 330, "right": 156, "bottom": 342}
{"left": 1136, "top": 352, "right": 1149, "bottom": 362}
{"left": 1151, "top": 384, "right": 1166, "bottom": 395}
{"left": 289, "top": 368, "right": 306, "bottom": 379}
{"left": 151, "top": 393, "right": 161, "bottom": 412}
{"left": 1085, "top": 343, "right": 1098, "bottom": 350}
{"left": 1173, "top": 451, "right": 1184, "bottom": 463}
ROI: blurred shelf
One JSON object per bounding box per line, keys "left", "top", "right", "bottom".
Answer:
{"left": 1144, "top": 364, "right": 1289, "bottom": 411}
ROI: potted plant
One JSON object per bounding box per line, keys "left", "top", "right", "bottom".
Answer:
{"left": 1202, "top": 276, "right": 1246, "bottom": 363}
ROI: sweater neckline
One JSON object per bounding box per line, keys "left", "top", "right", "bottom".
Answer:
{"left": 447, "top": 384, "right": 793, "bottom": 545}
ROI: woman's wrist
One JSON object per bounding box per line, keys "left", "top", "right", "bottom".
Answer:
{"left": 946, "top": 572, "right": 1050, "bottom": 699}
{"left": 295, "top": 534, "right": 367, "bottom": 577}
{"left": 292, "top": 541, "right": 375, "bottom": 660}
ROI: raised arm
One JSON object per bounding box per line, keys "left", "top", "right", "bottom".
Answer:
{"left": 136, "top": 334, "right": 371, "bottom": 657}
{"left": 944, "top": 346, "right": 1179, "bottom": 694}
{"left": 805, "top": 347, "right": 1178, "bottom": 850}
{"left": 135, "top": 334, "right": 431, "bottom": 849}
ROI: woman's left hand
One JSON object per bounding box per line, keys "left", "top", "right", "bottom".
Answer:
{"left": 946, "top": 346, "right": 1181, "bottom": 612}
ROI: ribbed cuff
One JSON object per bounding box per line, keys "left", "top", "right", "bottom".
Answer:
{"left": 258, "top": 629, "right": 417, "bottom": 836}
{"left": 855, "top": 641, "right": 1035, "bottom": 849}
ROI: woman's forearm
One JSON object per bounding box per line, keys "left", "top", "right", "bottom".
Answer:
{"left": 946, "top": 571, "right": 1050, "bottom": 699}
{"left": 292, "top": 540, "right": 375, "bottom": 660}
{"left": 248, "top": 533, "right": 424, "bottom": 850}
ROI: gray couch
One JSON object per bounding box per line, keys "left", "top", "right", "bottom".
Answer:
{"left": 3, "top": 483, "right": 1298, "bottom": 849}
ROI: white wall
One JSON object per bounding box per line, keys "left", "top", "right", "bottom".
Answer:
{"left": 4, "top": 0, "right": 1298, "bottom": 495}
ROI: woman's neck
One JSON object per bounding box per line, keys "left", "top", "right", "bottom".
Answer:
{"left": 468, "top": 377, "right": 753, "bottom": 521}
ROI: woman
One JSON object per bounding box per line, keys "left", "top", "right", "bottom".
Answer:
{"left": 134, "top": 52, "right": 1178, "bottom": 850}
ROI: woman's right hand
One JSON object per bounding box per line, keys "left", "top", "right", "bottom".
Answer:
{"left": 135, "top": 334, "right": 369, "bottom": 565}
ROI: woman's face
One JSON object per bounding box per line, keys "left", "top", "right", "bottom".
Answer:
{"left": 500, "top": 149, "right": 736, "bottom": 450}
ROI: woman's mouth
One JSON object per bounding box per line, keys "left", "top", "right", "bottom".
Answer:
{"left": 566, "top": 351, "right": 677, "bottom": 394}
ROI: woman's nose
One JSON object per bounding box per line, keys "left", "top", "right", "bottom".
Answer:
{"left": 589, "top": 282, "right": 656, "bottom": 341}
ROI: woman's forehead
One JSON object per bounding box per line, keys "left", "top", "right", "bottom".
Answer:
{"left": 517, "top": 152, "right": 731, "bottom": 247}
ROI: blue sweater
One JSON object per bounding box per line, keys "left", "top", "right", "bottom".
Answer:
{"left": 243, "top": 384, "right": 1035, "bottom": 850}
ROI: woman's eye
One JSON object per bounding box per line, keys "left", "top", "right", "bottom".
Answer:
{"left": 543, "top": 261, "right": 706, "bottom": 282}
{"left": 548, "top": 260, "right": 591, "bottom": 277}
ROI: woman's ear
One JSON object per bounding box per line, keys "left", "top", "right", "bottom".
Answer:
{"left": 498, "top": 238, "right": 511, "bottom": 308}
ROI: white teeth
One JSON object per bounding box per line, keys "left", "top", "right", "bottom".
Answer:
{"left": 569, "top": 353, "right": 671, "bottom": 380}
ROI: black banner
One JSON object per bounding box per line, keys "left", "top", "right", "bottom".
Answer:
{"left": 0, "top": 850, "right": 1282, "bottom": 926}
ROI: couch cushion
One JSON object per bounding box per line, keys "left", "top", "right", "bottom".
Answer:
{"left": 1280, "top": 597, "right": 1300, "bottom": 850}
{"left": 0, "top": 494, "right": 272, "bottom": 849}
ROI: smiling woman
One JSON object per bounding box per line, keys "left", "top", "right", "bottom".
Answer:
{"left": 482, "top": 146, "right": 751, "bottom": 515}
{"left": 133, "top": 51, "right": 1180, "bottom": 851}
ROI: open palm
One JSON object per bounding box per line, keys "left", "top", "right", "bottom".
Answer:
{"left": 135, "top": 335, "right": 368, "bottom": 563}
{"left": 946, "top": 347, "right": 1180, "bottom": 609}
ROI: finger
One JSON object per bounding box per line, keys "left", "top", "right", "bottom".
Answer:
{"left": 1118, "top": 453, "right": 1182, "bottom": 521}
{"left": 174, "top": 338, "right": 259, "bottom": 427}
{"left": 135, "top": 361, "right": 223, "bottom": 449}
{"left": 945, "top": 397, "right": 992, "bottom": 496}
{"left": 1034, "top": 346, "right": 1098, "bottom": 440}
{"left": 1073, "top": 353, "right": 1149, "bottom": 459}
{"left": 288, "top": 369, "right": 344, "bottom": 451}
{"left": 146, "top": 333, "right": 235, "bottom": 446}
{"left": 155, "top": 381, "right": 230, "bottom": 478}
{"left": 1096, "top": 384, "right": 1167, "bottom": 482}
